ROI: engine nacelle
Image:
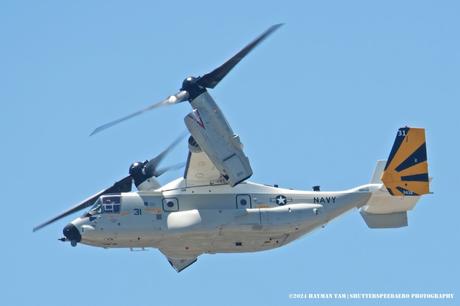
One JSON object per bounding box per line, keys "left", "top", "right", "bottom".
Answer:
{"left": 129, "top": 161, "right": 161, "bottom": 191}
{"left": 184, "top": 91, "right": 253, "bottom": 186}
{"left": 136, "top": 177, "right": 161, "bottom": 191}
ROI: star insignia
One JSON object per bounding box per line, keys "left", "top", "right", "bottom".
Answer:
{"left": 275, "top": 195, "right": 287, "bottom": 205}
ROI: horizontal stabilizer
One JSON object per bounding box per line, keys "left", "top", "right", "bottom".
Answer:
{"left": 360, "top": 210, "right": 408, "bottom": 228}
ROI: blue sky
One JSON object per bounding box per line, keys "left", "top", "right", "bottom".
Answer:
{"left": 1, "top": 1, "right": 459, "bottom": 305}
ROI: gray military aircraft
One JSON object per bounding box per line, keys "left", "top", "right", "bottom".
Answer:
{"left": 34, "top": 24, "right": 431, "bottom": 272}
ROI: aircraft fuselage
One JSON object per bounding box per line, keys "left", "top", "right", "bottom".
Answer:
{"left": 69, "top": 178, "right": 377, "bottom": 258}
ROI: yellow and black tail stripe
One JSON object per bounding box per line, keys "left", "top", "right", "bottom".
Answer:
{"left": 381, "top": 127, "right": 430, "bottom": 196}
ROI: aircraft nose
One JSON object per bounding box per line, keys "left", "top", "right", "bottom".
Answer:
{"left": 63, "top": 224, "right": 81, "bottom": 244}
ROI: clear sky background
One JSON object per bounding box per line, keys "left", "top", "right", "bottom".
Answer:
{"left": 1, "top": 1, "right": 459, "bottom": 305}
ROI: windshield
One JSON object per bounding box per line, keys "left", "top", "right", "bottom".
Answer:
{"left": 89, "top": 198, "right": 102, "bottom": 215}
{"left": 84, "top": 195, "right": 121, "bottom": 217}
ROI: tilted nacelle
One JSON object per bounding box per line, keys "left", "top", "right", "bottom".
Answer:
{"left": 184, "top": 91, "right": 253, "bottom": 186}
{"left": 129, "top": 161, "right": 161, "bottom": 191}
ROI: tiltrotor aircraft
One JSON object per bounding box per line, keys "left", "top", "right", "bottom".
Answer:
{"left": 34, "top": 24, "right": 431, "bottom": 272}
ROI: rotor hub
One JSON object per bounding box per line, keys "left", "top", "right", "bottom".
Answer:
{"left": 129, "top": 161, "right": 148, "bottom": 186}
{"left": 181, "top": 76, "right": 206, "bottom": 100}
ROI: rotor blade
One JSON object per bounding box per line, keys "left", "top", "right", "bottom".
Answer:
{"left": 144, "top": 132, "right": 188, "bottom": 177}
{"left": 154, "top": 162, "right": 186, "bottom": 177}
{"left": 90, "top": 91, "right": 189, "bottom": 136}
{"left": 197, "top": 23, "right": 283, "bottom": 89}
{"left": 33, "top": 175, "right": 133, "bottom": 232}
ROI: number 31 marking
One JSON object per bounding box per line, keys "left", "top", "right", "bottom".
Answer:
{"left": 133, "top": 208, "right": 142, "bottom": 215}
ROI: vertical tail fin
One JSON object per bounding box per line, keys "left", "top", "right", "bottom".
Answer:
{"left": 370, "top": 160, "right": 387, "bottom": 184}
{"left": 381, "top": 127, "right": 430, "bottom": 196}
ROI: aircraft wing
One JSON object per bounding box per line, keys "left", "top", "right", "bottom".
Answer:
{"left": 183, "top": 150, "right": 227, "bottom": 186}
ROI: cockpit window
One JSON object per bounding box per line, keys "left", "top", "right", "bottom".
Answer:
{"left": 101, "top": 195, "right": 121, "bottom": 214}
{"left": 86, "top": 198, "right": 102, "bottom": 216}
